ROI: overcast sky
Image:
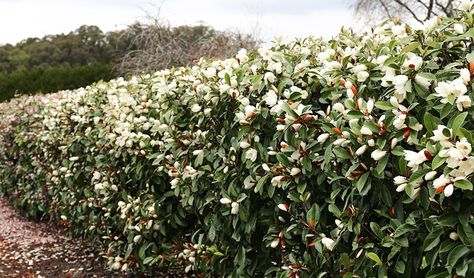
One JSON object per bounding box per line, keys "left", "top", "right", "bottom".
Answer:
{"left": 0, "top": 0, "right": 357, "bottom": 45}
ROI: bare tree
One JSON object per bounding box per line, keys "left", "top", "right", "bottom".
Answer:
{"left": 353, "top": 0, "right": 455, "bottom": 23}
{"left": 115, "top": 14, "right": 259, "bottom": 76}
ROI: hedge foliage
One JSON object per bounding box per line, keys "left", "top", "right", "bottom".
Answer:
{"left": 0, "top": 63, "right": 113, "bottom": 101}
{"left": 2, "top": 3, "right": 474, "bottom": 277}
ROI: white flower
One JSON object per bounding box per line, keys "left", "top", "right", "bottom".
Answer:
{"left": 69, "top": 156, "right": 79, "bottom": 162}
{"left": 360, "top": 126, "right": 373, "bottom": 136}
{"left": 357, "top": 71, "right": 370, "bottom": 82}
{"left": 265, "top": 90, "right": 278, "bottom": 107}
{"left": 240, "top": 141, "right": 251, "bottom": 149}
{"left": 220, "top": 198, "right": 232, "bottom": 204}
{"left": 192, "top": 149, "right": 203, "bottom": 156}
{"left": 366, "top": 99, "right": 374, "bottom": 114}
{"left": 403, "top": 53, "right": 423, "bottom": 70}
{"left": 444, "top": 184, "right": 454, "bottom": 197}
{"left": 244, "top": 175, "right": 255, "bottom": 189}
{"left": 264, "top": 72, "right": 276, "bottom": 83}
{"left": 394, "top": 176, "right": 408, "bottom": 184}
{"left": 270, "top": 239, "right": 280, "bottom": 248}
{"left": 371, "top": 149, "right": 387, "bottom": 161}
{"left": 434, "top": 78, "right": 467, "bottom": 103}
{"left": 277, "top": 204, "right": 288, "bottom": 211}
{"left": 404, "top": 150, "right": 428, "bottom": 168}
{"left": 455, "top": 138, "right": 472, "bottom": 158}
{"left": 392, "top": 24, "right": 406, "bottom": 36}
{"left": 258, "top": 47, "right": 273, "bottom": 61}
{"left": 393, "top": 75, "right": 408, "bottom": 87}
{"left": 262, "top": 163, "right": 270, "bottom": 171}
{"left": 433, "top": 174, "right": 451, "bottom": 189}
{"left": 236, "top": 48, "right": 249, "bottom": 63}
{"left": 396, "top": 183, "right": 408, "bottom": 192}
{"left": 245, "top": 148, "right": 258, "bottom": 162}
{"left": 268, "top": 62, "right": 282, "bottom": 74}
{"left": 425, "top": 171, "right": 437, "bottom": 181}
{"left": 415, "top": 74, "right": 431, "bottom": 89}
{"left": 459, "top": 0, "right": 473, "bottom": 11}
{"left": 431, "top": 125, "right": 453, "bottom": 147}
{"left": 355, "top": 145, "right": 367, "bottom": 156}
{"left": 391, "top": 138, "right": 398, "bottom": 149}
{"left": 449, "top": 232, "right": 460, "bottom": 241}
{"left": 111, "top": 261, "right": 121, "bottom": 270}
{"left": 456, "top": 95, "right": 471, "bottom": 111}
{"left": 290, "top": 168, "right": 301, "bottom": 176}
{"left": 317, "top": 133, "right": 330, "bottom": 143}
{"left": 393, "top": 75, "right": 409, "bottom": 100}
{"left": 271, "top": 176, "right": 285, "bottom": 186}
{"left": 351, "top": 64, "right": 367, "bottom": 74}
{"left": 390, "top": 96, "right": 399, "bottom": 108}
{"left": 321, "top": 237, "right": 336, "bottom": 251}
{"left": 333, "top": 102, "right": 345, "bottom": 113}
{"left": 367, "top": 139, "right": 375, "bottom": 147}
{"left": 231, "top": 202, "right": 240, "bottom": 214}
{"left": 460, "top": 68, "right": 470, "bottom": 84}
{"left": 191, "top": 103, "right": 202, "bottom": 113}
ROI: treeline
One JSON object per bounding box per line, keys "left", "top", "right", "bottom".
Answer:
{"left": 0, "top": 23, "right": 257, "bottom": 101}
{"left": 0, "top": 64, "right": 113, "bottom": 101}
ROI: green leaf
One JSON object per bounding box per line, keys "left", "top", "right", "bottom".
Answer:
{"left": 234, "top": 246, "right": 246, "bottom": 267}
{"left": 393, "top": 224, "right": 412, "bottom": 238}
{"left": 306, "top": 203, "right": 320, "bottom": 227}
{"left": 366, "top": 252, "right": 383, "bottom": 266}
{"left": 417, "top": 72, "right": 436, "bottom": 81}
{"left": 356, "top": 172, "right": 370, "bottom": 193}
{"left": 276, "top": 153, "right": 291, "bottom": 167}
{"left": 401, "top": 42, "right": 420, "bottom": 53}
{"left": 194, "top": 150, "right": 204, "bottom": 166}
{"left": 431, "top": 155, "right": 446, "bottom": 170}
{"left": 454, "top": 179, "right": 473, "bottom": 190}
{"left": 451, "top": 112, "right": 468, "bottom": 136}
{"left": 423, "top": 112, "right": 439, "bottom": 134}
{"left": 438, "top": 213, "right": 459, "bottom": 227}
{"left": 254, "top": 175, "right": 269, "bottom": 194}
{"left": 375, "top": 101, "right": 394, "bottom": 110}
{"left": 281, "top": 101, "right": 299, "bottom": 118}
{"left": 333, "top": 147, "right": 351, "bottom": 159}
{"left": 423, "top": 229, "right": 442, "bottom": 251}
{"left": 395, "top": 261, "right": 405, "bottom": 273}
{"left": 447, "top": 245, "right": 470, "bottom": 266}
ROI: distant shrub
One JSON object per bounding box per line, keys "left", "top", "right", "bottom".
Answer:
{"left": 0, "top": 63, "right": 113, "bottom": 101}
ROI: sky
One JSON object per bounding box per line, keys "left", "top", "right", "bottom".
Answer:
{"left": 0, "top": 0, "right": 357, "bottom": 45}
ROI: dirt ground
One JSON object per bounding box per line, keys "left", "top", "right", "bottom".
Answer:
{"left": 0, "top": 198, "right": 117, "bottom": 277}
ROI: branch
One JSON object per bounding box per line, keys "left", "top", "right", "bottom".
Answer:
{"left": 379, "top": 0, "right": 393, "bottom": 18}
{"left": 435, "top": 0, "right": 453, "bottom": 16}
{"left": 394, "top": 0, "right": 424, "bottom": 23}
{"left": 425, "top": 0, "right": 435, "bottom": 20}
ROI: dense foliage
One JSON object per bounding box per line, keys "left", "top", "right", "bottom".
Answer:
{"left": 1, "top": 2, "right": 474, "bottom": 277}
{"left": 0, "top": 63, "right": 113, "bottom": 101}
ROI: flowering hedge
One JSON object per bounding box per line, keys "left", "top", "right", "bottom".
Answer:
{"left": 2, "top": 2, "right": 474, "bottom": 277}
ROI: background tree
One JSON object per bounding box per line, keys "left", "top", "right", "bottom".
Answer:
{"left": 353, "top": 0, "right": 455, "bottom": 23}
{"left": 0, "top": 20, "right": 258, "bottom": 101}
{"left": 115, "top": 17, "right": 258, "bottom": 76}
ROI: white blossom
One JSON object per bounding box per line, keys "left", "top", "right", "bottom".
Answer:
{"left": 371, "top": 149, "right": 387, "bottom": 161}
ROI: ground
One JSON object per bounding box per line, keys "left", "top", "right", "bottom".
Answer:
{"left": 0, "top": 198, "right": 115, "bottom": 277}
{"left": 0, "top": 198, "right": 196, "bottom": 278}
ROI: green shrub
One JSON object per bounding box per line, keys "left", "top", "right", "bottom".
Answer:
{"left": 1, "top": 3, "right": 474, "bottom": 277}
{"left": 0, "top": 63, "right": 113, "bottom": 101}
